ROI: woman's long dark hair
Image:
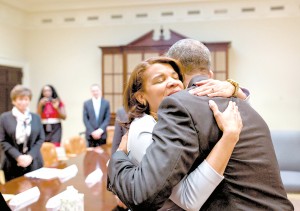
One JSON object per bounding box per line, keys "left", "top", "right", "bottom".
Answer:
{"left": 38, "top": 85, "right": 61, "bottom": 112}
{"left": 123, "top": 56, "right": 183, "bottom": 128}
{"left": 38, "top": 84, "right": 60, "bottom": 102}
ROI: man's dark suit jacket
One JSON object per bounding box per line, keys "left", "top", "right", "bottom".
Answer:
{"left": 0, "top": 111, "right": 45, "bottom": 181}
{"left": 83, "top": 98, "right": 110, "bottom": 142}
{"left": 111, "top": 107, "right": 128, "bottom": 154}
{"left": 108, "top": 75, "right": 293, "bottom": 211}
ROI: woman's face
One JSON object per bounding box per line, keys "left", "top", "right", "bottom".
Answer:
{"left": 12, "top": 96, "right": 30, "bottom": 113}
{"left": 42, "top": 86, "right": 52, "bottom": 98}
{"left": 140, "top": 63, "right": 184, "bottom": 113}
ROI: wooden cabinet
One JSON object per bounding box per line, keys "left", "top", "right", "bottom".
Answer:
{"left": 0, "top": 66, "right": 22, "bottom": 114}
{"left": 99, "top": 29, "right": 230, "bottom": 124}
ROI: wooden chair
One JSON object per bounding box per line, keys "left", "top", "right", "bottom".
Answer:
{"left": 40, "top": 142, "right": 59, "bottom": 167}
{"left": 0, "top": 149, "right": 5, "bottom": 184}
{"left": 0, "top": 170, "right": 5, "bottom": 184}
{"left": 106, "top": 126, "right": 115, "bottom": 146}
{"left": 63, "top": 135, "right": 87, "bottom": 156}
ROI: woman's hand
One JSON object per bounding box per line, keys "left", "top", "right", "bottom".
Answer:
{"left": 189, "top": 79, "right": 235, "bottom": 98}
{"left": 16, "top": 154, "right": 33, "bottom": 168}
{"left": 39, "top": 97, "right": 49, "bottom": 106}
{"left": 209, "top": 100, "right": 243, "bottom": 143}
{"left": 205, "top": 100, "right": 243, "bottom": 175}
{"left": 52, "top": 98, "right": 60, "bottom": 109}
{"left": 51, "top": 99, "right": 67, "bottom": 120}
{"left": 37, "top": 97, "right": 67, "bottom": 120}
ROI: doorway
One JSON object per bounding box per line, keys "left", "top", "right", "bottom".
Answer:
{"left": 0, "top": 65, "right": 23, "bottom": 114}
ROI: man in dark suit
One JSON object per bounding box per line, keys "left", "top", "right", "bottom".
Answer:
{"left": 108, "top": 39, "right": 293, "bottom": 210}
{"left": 83, "top": 84, "right": 110, "bottom": 147}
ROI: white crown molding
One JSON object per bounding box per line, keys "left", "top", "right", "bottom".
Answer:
{"left": 1, "top": 0, "right": 228, "bottom": 13}
{"left": 0, "top": 2, "right": 27, "bottom": 28}
{"left": 1, "top": 0, "right": 300, "bottom": 29}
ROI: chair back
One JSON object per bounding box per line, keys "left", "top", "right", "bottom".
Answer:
{"left": 106, "top": 126, "right": 115, "bottom": 146}
{"left": 271, "top": 130, "right": 300, "bottom": 171}
{"left": 0, "top": 170, "right": 5, "bottom": 184}
{"left": 64, "top": 136, "right": 87, "bottom": 156}
{"left": 40, "top": 142, "right": 59, "bottom": 167}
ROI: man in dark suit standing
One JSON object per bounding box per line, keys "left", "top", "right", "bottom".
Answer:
{"left": 108, "top": 39, "right": 293, "bottom": 210}
{"left": 83, "top": 84, "right": 110, "bottom": 147}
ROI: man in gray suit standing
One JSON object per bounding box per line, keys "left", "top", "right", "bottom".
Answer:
{"left": 108, "top": 39, "right": 293, "bottom": 210}
{"left": 83, "top": 84, "right": 110, "bottom": 147}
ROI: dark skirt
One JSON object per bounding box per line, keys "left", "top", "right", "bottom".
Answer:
{"left": 2, "top": 153, "right": 43, "bottom": 182}
{"left": 43, "top": 123, "right": 62, "bottom": 144}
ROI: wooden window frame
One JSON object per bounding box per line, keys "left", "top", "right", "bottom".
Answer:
{"left": 99, "top": 30, "right": 230, "bottom": 125}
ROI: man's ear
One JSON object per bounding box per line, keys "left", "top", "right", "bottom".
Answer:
{"left": 135, "top": 92, "right": 146, "bottom": 105}
{"left": 208, "top": 70, "right": 214, "bottom": 79}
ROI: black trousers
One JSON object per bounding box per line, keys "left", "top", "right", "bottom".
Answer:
{"left": 43, "top": 123, "right": 62, "bottom": 144}
{"left": 88, "top": 138, "right": 106, "bottom": 147}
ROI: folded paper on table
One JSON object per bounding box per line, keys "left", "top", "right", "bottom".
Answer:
{"left": 46, "top": 186, "right": 84, "bottom": 211}
{"left": 24, "top": 168, "right": 60, "bottom": 180}
{"left": 24, "top": 165, "right": 78, "bottom": 183}
{"left": 85, "top": 168, "right": 103, "bottom": 188}
{"left": 45, "top": 190, "right": 66, "bottom": 211}
{"left": 58, "top": 165, "right": 78, "bottom": 183}
{"left": 2, "top": 194, "right": 14, "bottom": 202}
{"left": 8, "top": 186, "right": 40, "bottom": 211}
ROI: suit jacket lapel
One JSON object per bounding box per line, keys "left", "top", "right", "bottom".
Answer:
{"left": 8, "top": 112, "right": 17, "bottom": 140}
{"left": 88, "top": 100, "right": 97, "bottom": 124}
{"left": 98, "top": 99, "right": 106, "bottom": 124}
{"left": 27, "top": 113, "right": 35, "bottom": 146}
{"left": 10, "top": 112, "right": 17, "bottom": 128}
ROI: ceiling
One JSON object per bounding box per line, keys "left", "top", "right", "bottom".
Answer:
{"left": 1, "top": 0, "right": 233, "bottom": 12}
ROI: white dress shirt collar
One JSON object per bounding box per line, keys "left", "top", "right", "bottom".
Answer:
{"left": 92, "top": 97, "right": 101, "bottom": 120}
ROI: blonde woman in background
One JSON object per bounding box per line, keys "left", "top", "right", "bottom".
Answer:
{"left": 0, "top": 85, "right": 45, "bottom": 181}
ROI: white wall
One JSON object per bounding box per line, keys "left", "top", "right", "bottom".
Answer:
{"left": 1, "top": 0, "right": 300, "bottom": 141}
{"left": 0, "top": 4, "right": 29, "bottom": 85}
{"left": 25, "top": 24, "right": 159, "bottom": 139}
{"left": 166, "top": 17, "right": 300, "bottom": 130}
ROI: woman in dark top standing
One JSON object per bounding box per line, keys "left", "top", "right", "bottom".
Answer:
{"left": 0, "top": 85, "right": 45, "bottom": 182}
{"left": 37, "top": 85, "right": 66, "bottom": 147}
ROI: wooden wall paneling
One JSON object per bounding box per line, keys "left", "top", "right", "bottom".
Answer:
{"left": 99, "top": 30, "right": 230, "bottom": 125}
{"left": 0, "top": 66, "right": 22, "bottom": 114}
